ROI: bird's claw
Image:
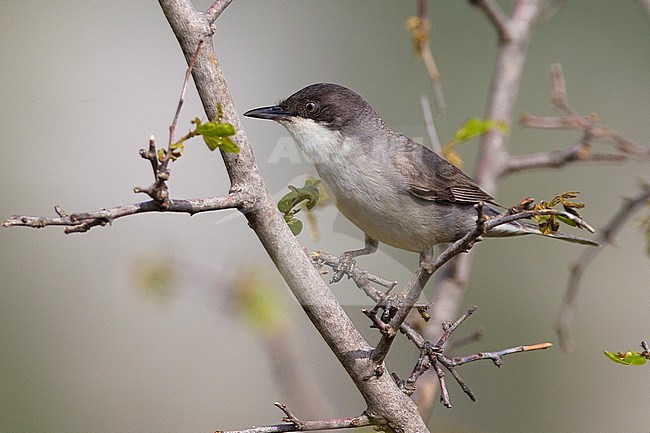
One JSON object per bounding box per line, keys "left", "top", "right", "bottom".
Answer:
{"left": 331, "top": 252, "right": 356, "bottom": 283}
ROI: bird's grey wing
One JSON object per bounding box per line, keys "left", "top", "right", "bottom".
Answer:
{"left": 392, "top": 140, "right": 494, "bottom": 204}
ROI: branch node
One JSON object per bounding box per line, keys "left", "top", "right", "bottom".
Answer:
{"left": 273, "top": 402, "right": 304, "bottom": 429}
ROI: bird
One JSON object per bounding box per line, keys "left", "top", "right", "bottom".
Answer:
{"left": 244, "top": 83, "right": 598, "bottom": 268}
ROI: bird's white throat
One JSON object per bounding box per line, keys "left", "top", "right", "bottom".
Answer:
{"left": 279, "top": 117, "right": 344, "bottom": 164}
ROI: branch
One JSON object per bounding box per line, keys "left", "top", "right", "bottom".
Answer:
{"left": 311, "top": 251, "right": 426, "bottom": 349}
{"left": 420, "top": 95, "right": 442, "bottom": 154}
{"left": 3, "top": 193, "right": 247, "bottom": 233}
{"left": 216, "top": 403, "right": 370, "bottom": 433}
{"left": 204, "top": 0, "right": 234, "bottom": 24}
{"left": 312, "top": 252, "right": 554, "bottom": 408}
{"left": 135, "top": 40, "right": 205, "bottom": 208}
{"left": 368, "top": 203, "right": 592, "bottom": 367}
{"left": 157, "top": 1, "right": 430, "bottom": 431}
{"left": 397, "top": 307, "right": 552, "bottom": 408}
{"left": 509, "top": 63, "right": 650, "bottom": 174}
{"left": 469, "top": 0, "right": 512, "bottom": 40}
{"left": 426, "top": 4, "right": 548, "bottom": 384}
{"left": 405, "top": 0, "right": 447, "bottom": 113}
{"left": 556, "top": 181, "right": 650, "bottom": 352}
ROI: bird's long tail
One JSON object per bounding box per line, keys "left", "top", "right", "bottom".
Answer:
{"left": 488, "top": 218, "right": 600, "bottom": 246}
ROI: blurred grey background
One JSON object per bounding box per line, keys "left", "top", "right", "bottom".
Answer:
{"left": 1, "top": 1, "right": 649, "bottom": 432}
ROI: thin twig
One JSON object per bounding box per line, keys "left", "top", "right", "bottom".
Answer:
{"left": 396, "top": 307, "right": 551, "bottom": 408}
{"left": 135, "top": 39, "right": 205, "bottom": 208}
{"left": 435, "top": 306, "right": 478, "bottom": 348}
{"left": 310, "top": 251, "right": 426, "bottom": 348}
{"left": 204, "top": 0, "right": 235, "bottom": 24}
{"left": 469, "top": 0, "right": 512, "bottom": 40}
{"left": 510, "top": 63, "right": 649, "bottom": 174}
{"left": 168, "top": 39, "right": 204, "bottom": 150}
{"left": 215, "top": 403, "right": 371, "bottom": 433}
{"left": 420, "top": 95, "right": 442, "bottom": 154}
{"left": 406, "top": 0, "right": 447, "bottom": 113}
{"left": 556, "top": 182, "right": 650, "bottom": 352}
{"left": 3, "top": 193, "right": 248, "bottom": 233}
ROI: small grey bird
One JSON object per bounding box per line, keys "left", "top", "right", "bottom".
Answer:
{"left": 244, "top": 83, "right": 598, "bottom": 264}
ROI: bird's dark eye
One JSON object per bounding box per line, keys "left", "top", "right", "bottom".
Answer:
{"left": 304, "top": 101, "right": 318, "bottom": 114}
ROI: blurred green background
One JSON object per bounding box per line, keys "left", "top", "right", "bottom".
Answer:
{"left": 1, "top": 1, "right": 649, "bottom": 432}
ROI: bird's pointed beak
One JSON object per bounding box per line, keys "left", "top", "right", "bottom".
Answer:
{"left": 243, "top": 105, "right": 293, "bottom": 121}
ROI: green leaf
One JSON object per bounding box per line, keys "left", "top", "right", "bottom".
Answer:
{"left": 278, "top": 190, "right": 298, "bottom": 213}
{"left": 201, "top": 135, "right": 239, "bottom": 153}
{"left": 286, "top": 217, "right": 303, "bottom": 236}
{"left": 532, "top": 191, "right": 588, "bottom": 235}
{"left": 195, "top": 122, "right": 236, "bottom": 138}
{"left": 195, "top": 121, "right": 239, "bottom": 153}
{"left": 454, "top": 117, "right": 508, "bottom": 142}
{"left": 278, "top": 181, "right": 321, "bottom": 213}
{"left": 157, "top": 148, "right": 167, "bottom": 162}
{"left": 556, "top": 214, "right": 577, "bottom": 227}
{"left": 169, "top": 141, "right": 184, "bottom": 160}
{"left": 604, "top": 350, "right": 648, "bottom": 366}
{"left": 278, "top": 180, "right": 322, "bottom": 235}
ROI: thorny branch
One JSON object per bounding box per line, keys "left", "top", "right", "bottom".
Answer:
{"left": 556, "top": 180, "right": 650, "bottom": 352}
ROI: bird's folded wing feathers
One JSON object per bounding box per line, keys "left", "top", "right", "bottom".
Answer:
{"left": 392, "top": 142, "right": 494, "bottom": 204}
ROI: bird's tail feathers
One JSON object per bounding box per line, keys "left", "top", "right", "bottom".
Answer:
{"left": 488, "top": 218, "right": 600, "bottom": 246}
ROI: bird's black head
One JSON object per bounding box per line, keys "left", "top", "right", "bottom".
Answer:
{"left": 244, "top": 83, "right": 380, "bottom": 133}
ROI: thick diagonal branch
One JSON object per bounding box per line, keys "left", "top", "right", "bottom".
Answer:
{"left": 157, "top": 1, "right": 429, "bottom": 431}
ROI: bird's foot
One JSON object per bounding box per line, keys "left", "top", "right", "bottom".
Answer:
{"left": 331, "top": 252, "right": 356, "bottom": 283}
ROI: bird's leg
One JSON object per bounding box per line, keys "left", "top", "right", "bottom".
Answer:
{"left": 331, "top": 235, "right": 379, "bottom": 283}
{"left": 419, "top": 250, "right": 435, "bottom": 274}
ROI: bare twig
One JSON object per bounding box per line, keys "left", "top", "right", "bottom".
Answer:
{"left": 204, "top": 0, "right": 235, "bottom": 24}
{"left": 420, "top": 95, "right": 442, "bottom": 154}
{"left": 216, "top": 402, "right": 372, "bottom": 432}
{"left": 132, "top": 39, "right": 205, "bottom": 208}
{"left": 3, "top": 193, "right": 247, "bottom": 233}
{"left": 395, "top": 307, "right": 551, "bottom": 408}
{"left": 169, "top": 39, "right": 203, "bottom": 149}
{"left": 556, "top": 181, "right": 650, "bottom": 352}
{"left": 469, "top": 0, "right": 512, "bottom": 40}
{"left": 510, "top": 63, "right": 650, "bottom": 174}
{"left": 310, "top": 250, "right": 427, "bottom": 348}
{"left": 215, "top": 408, "right": 371, "bottom": 433}
{"left": 405, "top": 0, "right": 447, "bottom": 113}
